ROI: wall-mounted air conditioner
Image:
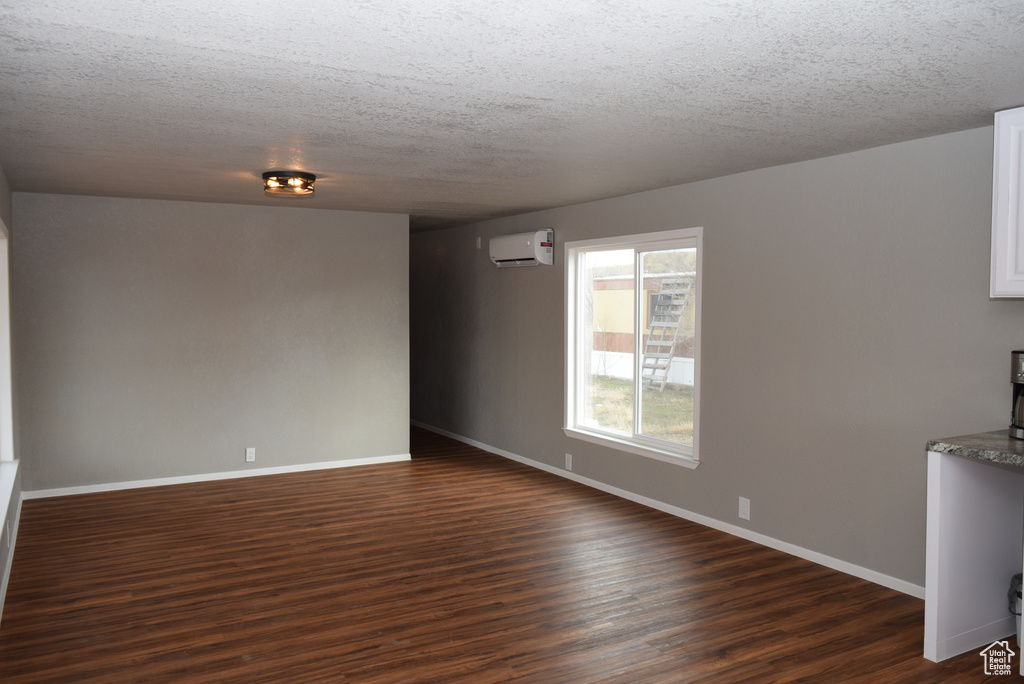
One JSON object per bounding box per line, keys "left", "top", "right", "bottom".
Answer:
{"left": 489, "top": 229, "right": 554, "bottom": 268}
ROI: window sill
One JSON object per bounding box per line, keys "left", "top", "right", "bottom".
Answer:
{"left": 563, "top": 427, "right": 699, "bottom": 469}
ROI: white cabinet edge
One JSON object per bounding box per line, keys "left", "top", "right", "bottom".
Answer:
{"left": 991, "top": 106, "right": 1024, "bottom": 297}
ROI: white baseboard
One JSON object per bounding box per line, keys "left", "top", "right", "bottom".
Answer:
{"left": 412, "top": 420, "right": 925, "bottom": 599}
{"left": 930, "top": 615, "right": 1017, "bottom": 662}
{"left": 22, "top": 453, "right": 411, "bottom": 500}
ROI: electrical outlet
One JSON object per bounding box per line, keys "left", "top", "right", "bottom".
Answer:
{"left": 738, "top": 497, "right": 751, "bottom": 521}
{"left": 565, "top": 453, "right": 573, "bottom": 471}
{"left": 245, "top": 447, "right": 256, "bottom": 463}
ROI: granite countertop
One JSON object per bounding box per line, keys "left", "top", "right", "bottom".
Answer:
{"left": 926, "top": 430, "right": 1024, "bottom": 468}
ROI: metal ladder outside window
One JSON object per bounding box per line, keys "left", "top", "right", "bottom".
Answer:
{"left": 640, "top": 277, "right": 693, "bottom": 391}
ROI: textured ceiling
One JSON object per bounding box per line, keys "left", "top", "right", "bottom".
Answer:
{"left": 1, "top": 1, "right": 1023, "bottom": 230}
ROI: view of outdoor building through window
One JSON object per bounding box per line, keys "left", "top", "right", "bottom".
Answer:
{"left": 581, "top": 248, "right": 635, "bottom": 437}
{"left": 579, "top": 246, "right": 697, "bottom": 448}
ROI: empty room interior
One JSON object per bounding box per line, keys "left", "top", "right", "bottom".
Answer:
{"left": 2, "top": 1, "right": 1024, "bottom": 681}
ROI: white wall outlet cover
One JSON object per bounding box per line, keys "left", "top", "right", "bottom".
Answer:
{"left": 245, "top": 447, "right": 256, "bottom": 462}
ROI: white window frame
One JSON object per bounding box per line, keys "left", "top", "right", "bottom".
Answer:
{"left": 563, "top": 227, "right": 702, "bottom": 469}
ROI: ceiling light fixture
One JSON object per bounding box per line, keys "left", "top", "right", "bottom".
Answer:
{"left": 262, "top": 170, "right": 315, "bottom": 197}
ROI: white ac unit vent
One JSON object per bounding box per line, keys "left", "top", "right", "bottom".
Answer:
{"left": 489, "top": 229, "right": 554, "bottom": 268}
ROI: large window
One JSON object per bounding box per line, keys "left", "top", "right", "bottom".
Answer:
{"left": 564, "top": 228, "right": 701, "bottom": 467}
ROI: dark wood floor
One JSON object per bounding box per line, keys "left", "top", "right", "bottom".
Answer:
{"left": 0, "top": 427, "right": 1004, "bottom": 682}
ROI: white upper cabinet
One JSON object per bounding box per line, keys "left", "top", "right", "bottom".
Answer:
{"left": 991, "top": 106, "right": 1024, "bottom": 297}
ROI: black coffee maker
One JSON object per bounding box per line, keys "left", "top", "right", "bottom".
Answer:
{"left": 1012, "top": 351, "right": 1024, "bottom": 439}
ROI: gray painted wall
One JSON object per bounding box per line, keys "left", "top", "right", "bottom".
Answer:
{"left": 410, "top": 126, "right": 1024, "bottom": 586}
{"left": 12, "top": 194, "right": 409, "bottom": 491}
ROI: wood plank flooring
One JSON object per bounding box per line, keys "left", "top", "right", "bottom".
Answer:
{"left": 0, "top": 427, "right": 1004, "bottom": 682}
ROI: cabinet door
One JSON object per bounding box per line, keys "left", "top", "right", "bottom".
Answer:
{"left": 991, "top": 106, "right": 1024, "bottom": 297}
